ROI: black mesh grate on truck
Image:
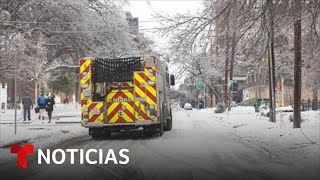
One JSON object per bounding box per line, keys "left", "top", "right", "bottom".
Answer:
{"left": 91, "top": 57, "right": 143, "bottom": 83}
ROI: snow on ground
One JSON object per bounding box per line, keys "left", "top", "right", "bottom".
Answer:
{"left": 207, "top": 106, "right": 320, "bottom": 171}
{"left": 0, "top": 103, "right": 86, "bottom": 161}
{"left": 0, "top": 103, "right": 318, "bottom": 174}
{"left": 0, "top": 103, "right": 80, "bottom": 121}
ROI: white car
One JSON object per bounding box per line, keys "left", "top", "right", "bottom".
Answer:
{"left": 231, "top": 101, "right": 237, "bottom": 107}
{"left": 171, "top": 102, "right": 182, "bottom": 110}
{"left": 183, "top": 103, "right": 192, "bottom": 110}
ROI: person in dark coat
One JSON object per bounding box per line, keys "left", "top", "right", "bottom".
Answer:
{"left": 46, "top": 92, "right": 55, "bottom": 123}
{"left": 22, "top": 95, "right": 33, "bottom": 121}
{"left": 38, "top": 93, "right": 47, "bottom": 120}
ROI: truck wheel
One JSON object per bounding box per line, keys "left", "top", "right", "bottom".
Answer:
{"left": 164, "top": 109, "right": 172, "bottom": 131}
{"left": 104, "top": 129, "right": 111, "bottom": 138}
{"left": 164, "top": 118, "right": 172, "bottom": 131}
{"left": 143, "top": 128, "right": 153, "bottom": 137}
{"left": 91, "top": 131, "right": 100, "bottom": 139}
{"left": 89, "top": 128, "right": 98, "bottom": 139}
{"left": 91, "top": 128, "right": 111, "bottom": 139}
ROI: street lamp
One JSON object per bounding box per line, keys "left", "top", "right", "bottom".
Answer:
{"left": 14, "top": 51, "right": 17, "bottom": 134}
{"left": 204, "top": 83, "right": 206, "bottom": 108}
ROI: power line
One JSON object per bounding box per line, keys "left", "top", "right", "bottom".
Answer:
{"left": 300, "top": 128, "right": 316, "bottom": 144}
{"left": 0, "top": 20, "right": 160, "bottom": 24}
{"left": 0, "top": 21, "right": 85, "bottom": 25}
{"left": 0, "top": 28, "right": 161, "bottom": 33}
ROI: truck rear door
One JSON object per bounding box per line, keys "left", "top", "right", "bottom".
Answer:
{"left": 106, "top": 89, "right": 135, "bottom": 124}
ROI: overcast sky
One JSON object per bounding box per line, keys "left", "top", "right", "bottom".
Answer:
{"left": 125, "top": 1, "right": 204, "bottom": 85}
{"left": 126, "top": 0, "right": 204, "bottom": 50}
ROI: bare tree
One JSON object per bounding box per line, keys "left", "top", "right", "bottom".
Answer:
{"left": 0, "top": 0, "right": 150, "bottom": 102}
{"left": 156, "top": 0, "right": 320, "bottom": 127}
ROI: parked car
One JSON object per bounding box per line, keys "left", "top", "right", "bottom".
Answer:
{"left": 199, "top": 102, "right": 204, "bottom": 109}
{"left": 231, "top": 101, "right": 237, "bottom": 107}
{"left": 171, "top": 102, "right": 181, "bottom": 110}
{"left": 183, "top": 103, "right": 192, "bottom": 110}
{"left": 253, "top": 98, "right": 269, "bottom": 112}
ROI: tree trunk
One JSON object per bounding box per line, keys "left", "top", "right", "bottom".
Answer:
{"left": 228, "top": 32, "right": 236, "bottom": 111}
{"left": 312, "top": 89, "right": 318, "bottom": 110}
{"left": 74, "top": 68, "right": 80, "bottom": 103}
{"left": 267, "top": 0, "right": 276, "bottom": 123}
{"left": 293, "top": 1, "right": 302, "bottom": 128}
{"left": 207, "top": 84, "right": 221, "bottom": 104}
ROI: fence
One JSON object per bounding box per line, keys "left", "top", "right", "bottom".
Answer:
{"left": 301, "top": 99, "right": 319, "bottom": 111}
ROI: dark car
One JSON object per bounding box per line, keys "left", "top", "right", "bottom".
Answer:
{"left": 253, "top": 98, "right": 269, "bottom": 112}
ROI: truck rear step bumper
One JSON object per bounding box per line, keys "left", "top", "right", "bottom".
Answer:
{"left": 82, "top": 121, "right": 160, "bottom": 128}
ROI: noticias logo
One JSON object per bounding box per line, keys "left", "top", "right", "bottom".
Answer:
{"left": 10, "top": 144, "right": 34, "bottom": 168}
{"left": 11, "top": 144, "right": 130, "bottom": 168}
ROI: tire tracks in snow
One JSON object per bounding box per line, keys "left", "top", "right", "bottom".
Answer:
{"left": 208, "top": 112, "right": 292, "bottom": 167}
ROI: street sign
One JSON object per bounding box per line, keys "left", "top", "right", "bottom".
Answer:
{"left": 196, "top": 82, "right": 204, "bottom": 88}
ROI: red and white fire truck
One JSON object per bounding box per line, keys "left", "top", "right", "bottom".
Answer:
{"left": 79, "top": 56, "right": 175, "bottom": 138}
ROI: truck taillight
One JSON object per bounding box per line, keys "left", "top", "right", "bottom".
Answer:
{"left": 148, "top": 68, "right": 155, "bottom": 77}
{"left": 82, "top": 72, "right": 88, "bottom": 80}
{"left": 149, "top": 104, "right": 155, "bottom": 119}
{"left": 147, "top": 81, "right": 155, "bottom": 86}
{"left": 83, "top": 112, "right": 88, "bottom": 121}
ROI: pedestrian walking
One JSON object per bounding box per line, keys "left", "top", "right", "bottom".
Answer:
{"left": 38, "top": 93, "right": 46, "bottom": 120}
{"left": 46, "top": 92, "right": 55, "bottom": 123}
{"left": 22, "top": 95, "right": 33, "bottom": 121}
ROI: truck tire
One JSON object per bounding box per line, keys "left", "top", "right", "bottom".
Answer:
{"left": 104, "top": 129, "right": 112, "bottom": 138}
{"left": 164, "top": 109, "right": 172, "bottom": 131}
{"left": 143, "top": 128, "right": 153, "bottom": 137}
{"left": 91, "top": 128, "right": 111, "bottom": 139}
{"left": 91, "top": 130, "right": 100, "bottom": 139}
{"left": 164, "top": 118, "right": 172, "bottom": 131}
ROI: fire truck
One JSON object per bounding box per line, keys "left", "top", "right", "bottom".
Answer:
{"left": 79, "top": 56, "right": 175, "bottom": 138}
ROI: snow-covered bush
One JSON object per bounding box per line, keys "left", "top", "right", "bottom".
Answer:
{"left": 214, "top": 103, "right": 226, "bottom": 113}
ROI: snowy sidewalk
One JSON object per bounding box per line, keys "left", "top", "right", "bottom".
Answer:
{"left": 0, "top": 103, "right": 80, "bottom": 124}
{"left": 0, "top": 104, "right": 85, "bottom": 162}
{"left": 206, "top": 106, "right": 320, "bottom": 173}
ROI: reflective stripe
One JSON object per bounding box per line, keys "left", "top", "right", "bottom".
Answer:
{"left": 106, "top": 90, "right": 135, "bottom": 123}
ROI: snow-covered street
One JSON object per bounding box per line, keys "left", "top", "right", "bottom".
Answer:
{"left": 1, "top": 1, "right": 319, "bottom": 179}
{"left": 0, "top": 105, "right": 319, "bottom": 180}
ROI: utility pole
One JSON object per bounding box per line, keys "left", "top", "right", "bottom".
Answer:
{"left": 281, "top": 77, "right": 284, "bottom": 107}
{"left": 14, "top": 52, "right": 17, "bottom": 134}
{"left": 224, "top": 15, "right": 230, "bottom": 106}
{"left": 293, "top": 0, "right": 302, "bottom": 128}
{"left": 204, "top": 83, "right": 206, "bottom": 108}
{"left": 229, "top": 80, "right": 233, "bottom": 111}
{"left": 35, "top": 81, "right": 38, "bottom": 106}
{"left": 0, "top": 88, "right": 1, "bottom": 142}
